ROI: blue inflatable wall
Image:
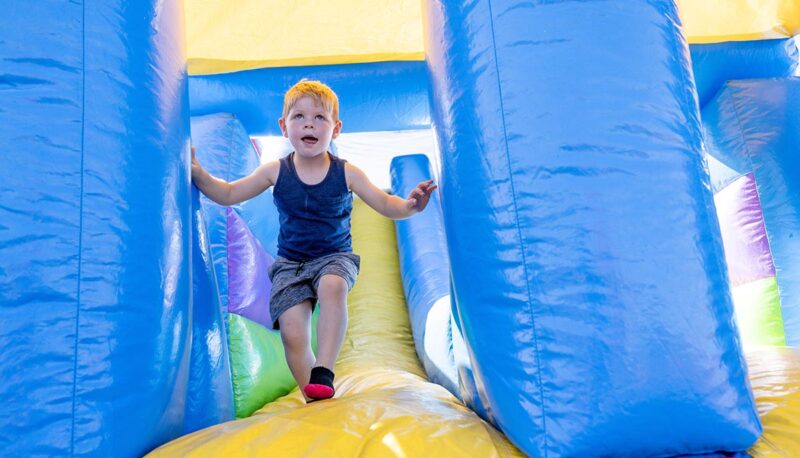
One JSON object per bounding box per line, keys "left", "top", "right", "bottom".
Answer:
{"left": 0, "top": 2, "right": 192, "bottom": 456}
{"left": 690, "top": 38, "right": 798, "bottom": 108}
{"left": 703, "top": 78, "right": 800, "bottom": 346}
{"left": 422, "top": 1, "right": 761, "bottom": 456}
{"left": 184, "top": 188, "right": 235, "bottom": 434}
{"left": 190, "top": 61, "right": 431, "bottom": 135}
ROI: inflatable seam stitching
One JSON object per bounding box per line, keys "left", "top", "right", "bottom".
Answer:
{"left": 485, "top": 0, "right": 548, "bottom": 452}
{"left": 70, "top": 2, "right": 87, "bottom": 453}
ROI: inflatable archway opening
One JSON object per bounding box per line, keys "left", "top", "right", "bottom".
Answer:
{"left": 3, "top": 1, "right": 800, "bottom": 457}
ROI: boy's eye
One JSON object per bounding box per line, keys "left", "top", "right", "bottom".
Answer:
{"left": 315, "top": 115, "right": 325, "bottom": 120}
{"left": 293, "top": 113, "right": 303, "bottom": 119}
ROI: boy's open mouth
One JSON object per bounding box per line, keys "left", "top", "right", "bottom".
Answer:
{"left": 301, "top": 135, "right": 318, "bottom": 145}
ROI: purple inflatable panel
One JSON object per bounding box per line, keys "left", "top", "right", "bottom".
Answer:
{"left": 714, "top": 173, "right": 776, "bottom": 287}
{"left": 226, "top": 208, "right": 274, "bottom": 328}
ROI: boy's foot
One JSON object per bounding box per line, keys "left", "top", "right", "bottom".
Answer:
{"left": 304, "top": 366, "right": 335, "bottom": 400}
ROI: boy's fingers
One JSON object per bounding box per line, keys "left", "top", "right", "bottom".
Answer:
{"left": 409, "top": 183, "right": 436, "bottom": 204}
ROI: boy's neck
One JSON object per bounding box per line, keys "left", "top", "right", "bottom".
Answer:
{"left": 291, "top": 152, "right": 333, "bottom": 186}
{"left": 292, "top": 151, "right": 331, "bottom": 169}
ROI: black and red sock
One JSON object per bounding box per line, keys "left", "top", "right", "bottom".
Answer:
{"left": 304, "top": 366, "right": 335, "bottom": 401}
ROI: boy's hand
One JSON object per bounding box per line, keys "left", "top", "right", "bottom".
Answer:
{"left": 406, "top": 179, "right": 438, "bottom": 212}
{"left": 191, "top": 145, "right": 202, "bottom": 179}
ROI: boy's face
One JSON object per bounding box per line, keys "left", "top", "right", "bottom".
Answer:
{"left": 279, "top": 96, "right": 341, "bottom": 159}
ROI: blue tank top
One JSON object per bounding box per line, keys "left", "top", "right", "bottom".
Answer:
{"left": 273, "top": 152, "right": 353, "bottom": 261}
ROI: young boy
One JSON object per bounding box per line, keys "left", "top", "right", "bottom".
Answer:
{"left": 191, "top": 80, "right": 437, "bottom": 402}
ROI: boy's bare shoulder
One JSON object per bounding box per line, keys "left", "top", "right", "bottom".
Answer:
{"left": 344, "top": 162, "right": 364, "bottom": 188}
{"left": 344, "top": 161, "right": 366, "bottom": 179}
{"left": 254, "top": 160, "right": 280, "bottom": 187}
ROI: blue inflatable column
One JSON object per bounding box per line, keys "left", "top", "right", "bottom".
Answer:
{"left": 422, "top": 1, "right": 761, "bottom": 456}
{"left": 390, "top": 155, "right": 459, "bottom": 395}
{"left": 0, "top": 2, "right": 191, "bottom": 456}
{"left": 390, "top": 154, "right": 490, "bottom": 419}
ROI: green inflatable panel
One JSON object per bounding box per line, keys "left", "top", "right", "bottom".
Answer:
{"left": 228, "top": 310, "right": 319, "bottom": 418}
{"left": 732, "top": 276, "right": 786, "bottom": 346}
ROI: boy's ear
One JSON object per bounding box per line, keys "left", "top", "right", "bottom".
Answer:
{"left": 278, "top": 117, "right": 288, "bottom": 137}
{"left": 332, "top": 119, "right": 342, "bottom": 139}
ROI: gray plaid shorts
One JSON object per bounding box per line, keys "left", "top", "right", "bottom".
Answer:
{"left": 267, "top": 252, "right": 361, "bottom": 329}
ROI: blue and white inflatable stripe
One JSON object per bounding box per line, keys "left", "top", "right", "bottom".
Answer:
{"left": 422, "top": 0, "right": 761, "bottom": 456}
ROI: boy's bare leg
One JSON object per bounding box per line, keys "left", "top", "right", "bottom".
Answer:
{"left": 278, "top": 300, "right": 315, "bottom": 401}
{"left": 314, "top": 274, "right": 349, "bottom": 370}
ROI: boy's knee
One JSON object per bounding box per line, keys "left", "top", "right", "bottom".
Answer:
{"left": 280, "top": 326, "right": 309, "bottom": 350}
{"left": 278, "top": 305, "right": 312, "bottom": 349}
{"left": 318, "top": 274, "right": 348, "bottom": 296}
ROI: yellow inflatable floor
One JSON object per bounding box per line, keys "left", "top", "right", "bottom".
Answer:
{"left": 149, "top": 200, "right": 522, "bottom": 457}
{"left": 747, "top": 346, "right": 800, "bottom": 457}
{"left": 149, "top": 200, "right": 800, "bottom": 456}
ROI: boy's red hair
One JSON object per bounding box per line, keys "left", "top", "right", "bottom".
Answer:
{"left": 282, "top": 80, "right": 339, "bottom": 121}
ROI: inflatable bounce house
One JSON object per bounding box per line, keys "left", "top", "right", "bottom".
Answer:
{"left": 3, "top": 0, "right": 800, "bottom": 456}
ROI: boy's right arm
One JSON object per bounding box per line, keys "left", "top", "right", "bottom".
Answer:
{"left": 191, "top": 146, "right": 279, "bottom": 206}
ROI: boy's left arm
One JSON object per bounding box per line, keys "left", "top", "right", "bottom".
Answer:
{"left": 346, "top": 163, "right": 437, "bottom": 219}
